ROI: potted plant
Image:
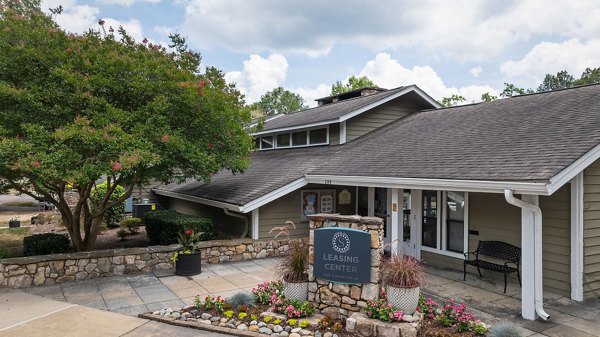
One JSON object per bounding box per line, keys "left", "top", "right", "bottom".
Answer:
{"left": 381, "top": 254, "right": 425, "bottom": 315}
{"left": 271, "top": 221, "right": 309, "bottom": 301}
{"left": 172, "top": 228, "right": 202, "bottom": 276}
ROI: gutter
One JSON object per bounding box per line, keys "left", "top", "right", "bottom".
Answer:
{"left": 504, "top": 190, "right": 550, "bottom": 321}
{"left": 223, "top": 208, "right": 249, "bottom": 239}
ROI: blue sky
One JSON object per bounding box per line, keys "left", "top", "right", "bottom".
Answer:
{"left": 43, "top": 0, "right": 600, "bottom": 106}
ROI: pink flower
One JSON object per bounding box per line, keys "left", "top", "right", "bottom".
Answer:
{"left": 161, "top": 134, "right": 169, "bottom": 142}
{"left": 185, "top": 229, "right": 192, "bottom": 236}
{"left": 198, "top": 81, "right": 205, "bottom": 88}
{"left": 66, "top": 47, "right": 72, "bottom": 53}
{"left": 113, "top": 162, "right": 121, "bottom": 170}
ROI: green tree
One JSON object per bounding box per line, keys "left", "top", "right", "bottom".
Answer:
{"left": 575, "top": 67, "right": 600, "bottom": 85}
{"left": 250, "top": 86, "right": 307, "bottom": 116}
{"left": 440, "top": 94, "right": 466, "bottom": 107}
{"left": 331, "top": 75, "right": 377, "bottom": 95}
{"left": 0, "top": 3, "right": 253, "bottom": 251}
{"left": 537, "top": 70, "right": 575, "bottom": 92}
{"left": 480, "top": 92, "right": 498, "bottom": 102}
{"left": 500, "top": 83, "right": 533, "bottom": 97}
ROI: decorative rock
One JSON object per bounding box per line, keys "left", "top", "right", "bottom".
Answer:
{"left": 300, "top": 329, "right": 311, "bottom": 335}
{"left": 220, "top": 318, "right": 228, "bottom": 323}
{"left": 248, "top": 325, "right": 260, "bottom": 332}
{"left": 258, "top": 322, "right": 267, "bottom": 328}
{"left": 227, "top": 323, "right": 236, "bottom": 329}
{"left": 402, "top": 314, "right": 416, "bottom": 322}
{"left": 274, "top": 325, "right": 283, "bottom": 333}
{"left": 315, "top": 331, "right": 321, "bottom": 337}
{"left": 201, "top": 313, "right": 212, "bottom": 320}
{"left": 259, "top": 327, "right": 273, "bottom": 334}
{"left": 323, "top": 332, "right": 332, "bottom": 337}
{"left": 171, "top": 312, "right": 181, "bottom": 319}
{"left": 182, "top": 312, "right": 191, "bottom": 318}
{"left": 289, "top": 333, "right": 301, "bottom": 337}
{"left": 291, "top": 328, "right": 302, "bottom": 333}
{"left": 153, "top": 311, "right": 160, "bottom": 315}
{"left": 218, "top": 323, "right": 227, "bottom": 327}
{"left": 210, "top": 316, "right": 220, "bottom": 322}
{"left": 201, "top": 319, "right": 212, "bottom": 325}
{"left": 237, "top": 324, "right": 248, "bottom": 330}
{"left": 280, "top": 332, "right": 289, "bottom": 337}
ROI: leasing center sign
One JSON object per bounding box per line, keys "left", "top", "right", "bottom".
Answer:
{"left": 313, "top": 227, "right": 371, "bottom": 283}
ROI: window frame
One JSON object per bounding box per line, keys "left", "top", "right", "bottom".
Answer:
{"left": 257, "top": 125, "right": 329, "bottom": 150}
{"left": 420, "top": 191, "right": 469, "bottom": 259}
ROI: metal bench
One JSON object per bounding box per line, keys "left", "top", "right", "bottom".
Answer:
{"left": 463, "top": 240, "right": 521, "bottom": 293}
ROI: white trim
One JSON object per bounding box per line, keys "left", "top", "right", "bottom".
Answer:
{"left": 241, "top": 177, "right": 308, "bottom": 212}
{"left": 390, "top": 188, "right": 400, "bottom": 255}
{"left": 251, "top": 208, "right": 260, "bottom": 240}
{"left": 412, "top": 189, "right": 423, "bottom": 260}
{"left": 153, "top": 189, "right": 244, "bottom": 212}
{"left": 258, "top": 125, "right": 330, "bottom": 150}
{"left": 251, "top": 85, "right": 441, "bottom": 137}
{"left": 549, "top": 143, "right": 600, "bottom": 194}
{"left": 306, "top": 175, "right": 550, "bottom": 195}
{"left": 340, "top": 121, "right": 347, "bottom": 144}
{"left": 570, "top": 173, "right": 584, "bottom": 301}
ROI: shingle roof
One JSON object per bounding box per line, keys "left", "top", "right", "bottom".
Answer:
{"left": 156, "top": 84, "right": 600, "bottom": 206}
{"left": 257, "top": 86, "right": 408, "bottom": 132}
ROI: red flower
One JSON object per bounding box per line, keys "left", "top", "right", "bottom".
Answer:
{"left": 113, "top": 162, "right": 121, "bottom": 170}
{"left": 198, "top": 81, "right": 205, "bottom": 88}
{"left": 66, "top": 47, "right": 72, "bottom": 53}
{"left": 185, "top": 229, "right": 192, "bottom": 236}
{"left": 207, "top": 143, "right": 214, "bottom": 149}
{"left": 161, "top": 134, "right": 169, "bottom": 142}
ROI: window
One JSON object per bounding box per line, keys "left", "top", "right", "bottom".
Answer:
{"left": 309, "top": 128, "right": 327, "bottom": 144}
{"left": 421, "top": 190, "right": 468, "bottom": 257}
{"left": 277, "top": 133, "right": 290, "bottom": 147}
{"left": 260, "top": 135, "right": 274, "bottom": 149}
{"left": 292, "top": 131, "right": 307, "bottom": 146}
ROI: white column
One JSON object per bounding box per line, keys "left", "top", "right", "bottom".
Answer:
{"left": 390, "top": 188, "right": 400, "bottom": 255}
{"left": 368, "top": 187, "right": 375, "bottom": 217}
{"left": 251, "top": 208, "right": 260, "bottom": 240}
{"left": 571, "top": 173, "right": 584, "bottom": 301}
{"left": 521, "top": 194, "right": 537, "bottom": 320}
{"left": 411, "top": 189, "right": 423, "bottom": 260}
{"left": 340, "top": 121, "right": 347, "bottom": 144}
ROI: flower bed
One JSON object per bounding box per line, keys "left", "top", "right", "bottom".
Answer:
{"left": 418, "top": 296, "right": 488, "bottom": 337}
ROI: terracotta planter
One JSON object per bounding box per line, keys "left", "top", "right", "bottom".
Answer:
{"left": 284, "top": 279, "right": 308, "bottom": 301}
{"left": 175, "top": 251, "right": 202, "bottom": 276}
{"left": 386, "top": 284, "right": 420, "bottom": 315}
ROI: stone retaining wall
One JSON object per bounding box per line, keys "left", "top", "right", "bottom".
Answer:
{"left": 0, "top": 237, "right": 304, "bottom": 288}
{"left": 307, "top": 214, "right": 384, "bottom": 319}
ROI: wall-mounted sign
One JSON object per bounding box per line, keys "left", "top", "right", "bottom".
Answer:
{"left": 301, "top": 190, "right": 336, "bottom": 221}
{"left": 339, "top": 189, "right": 352, "bottom": 205}
{"left": 313, "top": 227, "right": 371, "bottom": 283}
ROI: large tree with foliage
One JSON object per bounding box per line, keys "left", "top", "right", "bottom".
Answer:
{"left": 440, "top": 94, "right": 467, "bottom": 107}
{"left": 331, "top": 75, "right": 377, "bottom": 95}
{"left": 250, "top": 86, "right": 307, "bottom": 116}
{"left": 537, "top": 70, "right": 575, "bottom": 92}
{"left": 0, "top": 2, "right": 253, "bottom": 251}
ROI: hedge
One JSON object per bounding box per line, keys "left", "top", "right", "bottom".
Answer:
{"left": 144, "top": 210, "right": 213, "bottom": 245}
{"left": 23, "top": 233, "right": 71, "bottom": 256}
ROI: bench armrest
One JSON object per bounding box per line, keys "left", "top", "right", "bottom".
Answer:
{"left": 504, "top": 261, "right": 518, "bottom": 269}
{"left": 464, "top": 251, "right": 477, "bottom": 259}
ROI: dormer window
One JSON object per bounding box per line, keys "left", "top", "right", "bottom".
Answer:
{"left": 256, "top": 126, "right": 329, "bottom": 150}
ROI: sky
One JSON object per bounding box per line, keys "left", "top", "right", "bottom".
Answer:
{"left": 41, "top": 0, "right": 600, "bottom": 106}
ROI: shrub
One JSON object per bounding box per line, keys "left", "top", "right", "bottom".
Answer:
{"left": 365, "top": 298, "right": 404, "bottom": 322}
{"left": 252, "top": 281, "right": 284, "bottom": 304}
{"left": 121, "top": 217, "right": 141, "bottom": 234}
{"left": 271, "top": 299, "right": 314, "bottom": 318}
{"left": 0, "top": 248, "right": 13, "bottom": 259}
{"left": 144, "top": 210, "right": 213, "bottom": 245}
{"left": 117, "top": 229, "right": 129, "bottom": 240}
{"left": 488, "top": 322, "right": 521, "bottom": 337}
{"left": 298, "top": 320, "right": 310, "bottom": 328}
{"left": 23, "top": 233, "right": 70, "bottom": 256}
{"left": 287, "top": 319, "right": 297, "bottom": 327}
{"left": 270, "top": 221, "right": 308, "bottom": 282}
{"left": 90, "top": 182, "right": 126, "bottom": 227}
{"left": 227, "top": 292, "right": 256, "bottom": 308}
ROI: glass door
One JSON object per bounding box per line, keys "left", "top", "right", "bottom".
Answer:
{"left": 422, "top": 190, "right": 438, "bottom": 248}
{"left": 401, "top": 190, "right": 416, "bottom": 256}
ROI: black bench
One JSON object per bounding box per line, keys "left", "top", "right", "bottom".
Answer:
{"left": 463, "top": 240, "right": 521, "bottom": 293}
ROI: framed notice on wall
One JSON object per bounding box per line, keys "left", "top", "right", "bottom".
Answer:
{"left": 301, "top": 189, "right": 336, "bottom": 221}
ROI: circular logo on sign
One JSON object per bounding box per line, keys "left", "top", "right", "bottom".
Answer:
{"left": 332, "top": 232, "right": 351, "bottom": 253}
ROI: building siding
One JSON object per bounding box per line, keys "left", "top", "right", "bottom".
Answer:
{"left": 584, "top": 159, "right": 600, "bottom": 298}
{"left": 345, "top": 97, "right": 420, "bottom": 142}
{"left": 329, "top": 123, "right": 340, "bottom": 145}
{"left": 424, "top": 190, "right": 571, "bottom": 296}
{"left": 170, "top": 198, "right": 249, "bottom": 238}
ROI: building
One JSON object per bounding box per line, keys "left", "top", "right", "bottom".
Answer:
{"left": 153, "top": 84, "right": 600, "bottom": 320}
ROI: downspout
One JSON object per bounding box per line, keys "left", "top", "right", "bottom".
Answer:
{"left": 504, "top": 190, "right": 550, "bottom": 321}
{"left": 223, "top": 208, "right": 249, "bottom": 239}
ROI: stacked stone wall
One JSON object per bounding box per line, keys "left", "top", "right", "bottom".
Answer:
{"left": 307, "top": 214, "right": 384, "bottom": 319}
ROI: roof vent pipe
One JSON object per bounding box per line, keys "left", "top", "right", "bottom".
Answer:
{"left": 504, "top": 189, "right": 550, "bottom": 321}
{"left": 223, "top": 208, "right": 249, "bottom": 239}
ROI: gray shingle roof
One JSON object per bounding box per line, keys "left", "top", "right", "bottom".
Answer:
{"left": 257, "top": 86, "right": 408, "bottom": 132}
{"left": 156, "top": 84, "right": 600, "bottom": 206}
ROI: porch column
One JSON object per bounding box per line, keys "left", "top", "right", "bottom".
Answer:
{"left": 521, "top": 194, "right": 537, "bottom": 320}
{"left": 251, "top": 208, "right": 260, "bottom": 239}
{"left": 390, "top": 188, "right": 400, "bottom": 254}
{"left": 571, "top": 173, "right": 584, "bottom": 301}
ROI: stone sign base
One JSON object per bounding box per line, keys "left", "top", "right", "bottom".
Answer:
{"left": 346, "top": 312, "right": 422, "bottom": 337}
{"left": 307, "top": 214, "right": 384, "bottom": 319}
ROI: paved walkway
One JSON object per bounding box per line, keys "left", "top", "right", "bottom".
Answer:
{"left": 2, "top": 257, "right": 599, "bottom": 336}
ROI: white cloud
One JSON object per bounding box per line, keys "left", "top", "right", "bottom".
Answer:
{"left": 359, "top": 53, "right": 498, "bottom": 103}
{"left": 103, "top": 18, "right": 145, "bottom": 42}
{"left": 500, "top": 39, "right": 600, "bottom": 85}
{"left": 469, "top": 66, "right": 482, "bottom": 77}
{"left": 293, "top": 84, "right": 331, "bottom": 107}
{"left": 96, "top": 0, "right": 161, "bottom": 5}
{"left": 42, "top": 0, "right": 99, "bottom": 34}
{"left": 224, "top": 54, "right": 288, "bottom": 103}
{"left": 179, "top": 0, "right": 600, "bottom": 61}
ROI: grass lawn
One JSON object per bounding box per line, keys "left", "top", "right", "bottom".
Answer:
{"left": 0, "top": 226, "right": 30, "bottom": 258}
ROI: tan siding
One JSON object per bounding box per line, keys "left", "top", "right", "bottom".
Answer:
{"left": 329, "top": 123, "right": 340, "bottom": 145}
{"left": 421, "top": 251, "right": 464, "bottom": 271}
{"left": 131, "top": 180, "right": 164, "bottom": 201}
{"left": 584, "top": 159, "right": 600, "bottom": 297}
{"left": 170, "top": 199, "right": 248, "bottom": 238}
{"left": 345, "top": 97, "right": 420, "bottom": 141}
{"left": 259, "top": 190, "right": 305, "bottom": 239}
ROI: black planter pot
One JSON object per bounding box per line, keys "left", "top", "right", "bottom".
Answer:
{"left": 175, "top": 251, "right": 202, "bottom": 276}
{"left": 9, "top": 220, "right": 20, "bottom": 228}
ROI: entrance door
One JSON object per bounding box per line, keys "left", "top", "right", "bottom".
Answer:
{"left": 374, "top": 188, "right": 390, "bottom": 245}
{"left": 400, "top": 190, "right": 417, "bottom": 256}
